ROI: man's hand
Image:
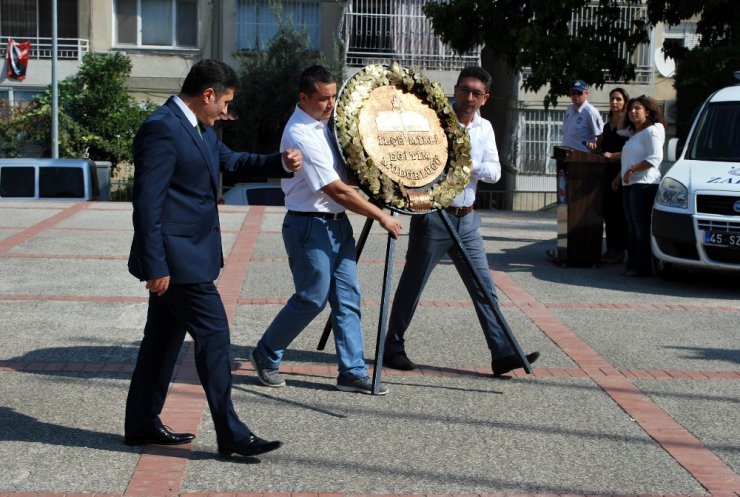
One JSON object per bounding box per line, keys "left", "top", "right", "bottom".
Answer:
{"left": 379, "top": 213, "right": 403, "bottom": 239}
{"left": 283, "top": 149, "right": 302, "bottom": 172}
{"left": 145, "top": 276, "right": 170, "bottom": 297}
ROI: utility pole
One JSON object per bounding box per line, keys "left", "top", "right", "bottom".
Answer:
{"left": 51, "top": 0, "right": 59, "bottom": 158}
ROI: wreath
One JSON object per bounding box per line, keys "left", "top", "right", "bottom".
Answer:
{"left": 332, "top": 63, "right": 471, "bottom": 212}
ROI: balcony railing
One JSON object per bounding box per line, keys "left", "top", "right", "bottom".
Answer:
{"left": 342, "top": 0, "right": 652, "bottom": 82}
{"left": 0, "top": 36, "right": 89, "bottom": 61}
{"left": 522, "top": 2, "right": 653, "bottom": 85}
{"left": 340, "top": 0, "right": 480, "bottom": 71}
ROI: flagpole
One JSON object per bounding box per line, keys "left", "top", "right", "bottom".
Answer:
{"left": 51, "top": 0, "right": 59, "bottom": 158}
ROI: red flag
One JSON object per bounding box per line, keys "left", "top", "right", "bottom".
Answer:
{"left": 6, "top": 38, "right": 31, "bottom": 80}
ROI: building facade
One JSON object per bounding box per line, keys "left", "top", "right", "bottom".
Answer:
{"left": 0, "top": 0, "right": 696, "bottom": 207}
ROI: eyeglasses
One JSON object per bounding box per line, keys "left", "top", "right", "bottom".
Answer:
{"left": 570, "top": 91, "right": 584, "bottom": 96}
{"left": 456, "top": 86, "right": 487, "bottom": 99}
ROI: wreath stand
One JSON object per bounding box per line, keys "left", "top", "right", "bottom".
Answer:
{"left": 316, "top": 207, "right": 533, "bottom": 395}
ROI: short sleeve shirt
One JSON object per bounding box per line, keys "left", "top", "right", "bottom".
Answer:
{"left": 561, "top": 101, "right": 604, "bottom": 152}
{"left": 280, "top": 105, "right": 347, "bottom": 213}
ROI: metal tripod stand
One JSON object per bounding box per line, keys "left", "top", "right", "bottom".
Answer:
{"left": 317, "top": 209, "right": 533, "bottom": 394}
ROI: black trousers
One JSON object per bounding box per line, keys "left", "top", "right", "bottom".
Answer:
{"left": 623, "top": 184, "right": 659, "bottom": 274}
{"left": 125, "top": 282, "right": 252, "bottom": 446}
{"left": 603, "top": 163, "right": 628, "bottom": 252}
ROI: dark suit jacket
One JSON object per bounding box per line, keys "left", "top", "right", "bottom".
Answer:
{"left": 128, "top": 96, "right": 289, "bottom": 284}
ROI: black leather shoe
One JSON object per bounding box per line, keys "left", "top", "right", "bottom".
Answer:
{"left": 124, "top": 425, "right": 195, "bottom": 446}
{"left": 218, "top": 434, "right": 283, "bottom": 457}
{"left": 493, "top": 351, "right": 540, "bottom": 377}
{"left": 383, "top": 351, "right": 416, "bottom": 371}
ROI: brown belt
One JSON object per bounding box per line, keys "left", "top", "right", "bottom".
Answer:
{"left": 445, "top": 205, "right": 473, "bottom": 217}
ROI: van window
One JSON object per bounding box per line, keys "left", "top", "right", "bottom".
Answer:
{"left": 0, "top": 166, "right": 35, "bottom": 197}
{"left": 686, "top": 102, "right": 740, "bottom": 162}
{"left": 39, "top": 166, "right": 85, "bottom": 198}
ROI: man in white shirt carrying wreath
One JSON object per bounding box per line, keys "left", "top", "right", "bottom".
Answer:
{"left": 250, "top": 65, "right": 402, "bottom": 395}
{"left": 382, "top": 66, "right": 540, "bottom": 377}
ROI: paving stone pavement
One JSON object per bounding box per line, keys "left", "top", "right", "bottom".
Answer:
{"left": 0, "top": 200, "right": 738, "bottom": 497}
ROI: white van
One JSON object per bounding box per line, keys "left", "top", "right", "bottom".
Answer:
{"left": 0, "top": 158, "right": 100, "bottom": 201}
{"left": 651, "top": 74, "right": 740, "bottom": 277}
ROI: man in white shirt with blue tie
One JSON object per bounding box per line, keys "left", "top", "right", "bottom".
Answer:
{"left": 382, "top": 66, "right": 539, "bottom": 377}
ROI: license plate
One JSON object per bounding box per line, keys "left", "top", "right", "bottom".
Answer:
{"left": 704, "top": 231, "right": 740, "bottom": 248}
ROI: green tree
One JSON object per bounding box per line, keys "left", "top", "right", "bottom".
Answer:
{"left": 3, "top": 52, "right": 154, "bottom": 166}
{"left": 648, "top": 0, "right": 740, "bottom": 137}
{"left": 62, "top": 51, "right": 156, "bottom": 164}
{"left": 423, "top": 0, "right": 649, "bottom": 108}
{"left": 228, "top": 14, "right": 344, "bottom": 155}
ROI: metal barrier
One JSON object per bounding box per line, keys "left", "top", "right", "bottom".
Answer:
{"left": 0, "top": 36, "right": 89, "bottom": 60}
{"left": 476, "top": 190, "right": 556, "bottom": 212}
{"left": 110, "top": 179, "right": 133, "bottom": 202}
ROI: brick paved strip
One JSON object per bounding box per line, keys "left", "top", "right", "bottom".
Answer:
{"left": 170, "top": 493, "right": 711, "bottom": 497}
{"left": 2, "top": 358, "right": 737, "bottom": 382}
{"left": 122, "top": 207, "right": 267, "bottom": 497}
{"left": 0, "top": 295, "right": 147, "bottom": 303}
{"left": 492, "top": 268, "right": 740, "bottom": 495}
{"left": 545, "top": 302, "right": 740, "bottom": 313}
{"left": 0, "top": 492, "right": 715, "bottom": 497}
{"left": 0, "top": 202, "right": 91, "bottom": 254}
{"left": 3, "top": 253, "right": 128, "bottom": 259}
{"left": 236, "top": 297, "right": 482, "bottom": 309}
{"left": 596, "top": 376, "right": 740, "bottom": 495}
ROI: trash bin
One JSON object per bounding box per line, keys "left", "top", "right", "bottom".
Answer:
{"left": 552, "top": 146, "right": 609, "bottom": 266}
{"left": 94, "top": 161, "right": 112, "bottom": 201}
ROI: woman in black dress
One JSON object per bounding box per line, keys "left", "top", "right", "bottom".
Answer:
{"left": 589, "top": 87, "right": 630, "bottom": 263}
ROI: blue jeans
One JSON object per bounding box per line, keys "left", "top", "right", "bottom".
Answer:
{"left": 256, "top": 213, "right": 368, "bottom": 379}
{"left": 386, "top": 211, "right": 515, "bottom": 360}
{"left": 623, "top": 183, "right": 659, "bottom": 274}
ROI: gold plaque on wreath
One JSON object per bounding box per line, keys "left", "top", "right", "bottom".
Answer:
{"left": 332, "top": 64, "right": 472, "bottom": 214}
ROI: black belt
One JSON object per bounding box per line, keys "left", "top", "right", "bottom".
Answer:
{"left": 445, "top": 205, "right": 474, "bottom": 217}
{"left": 288, "top": 210, "right": 346, "bottom": 220}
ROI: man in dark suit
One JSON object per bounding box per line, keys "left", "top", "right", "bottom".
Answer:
{"left": 125, "top": 59, "right": 301, "bottom": 458}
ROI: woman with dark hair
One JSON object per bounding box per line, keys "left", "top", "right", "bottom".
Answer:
{"left": 618, "top": 95, "right": 665, "bottom": 276}
{"left": 588, "top": 87, "right": 630, "bottom": 263}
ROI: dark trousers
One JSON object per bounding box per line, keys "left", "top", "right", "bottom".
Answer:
{"left": 623, "top": 184, "right": 659, "bottom": 274}
{"left": 125, "top": 282, "right": 252, "bottom": 446}
{"left": 603, "top": 163, "right": 628, "bottom": 252}
{"left": 386, "top": 211, "right": 514, "bottom": 360}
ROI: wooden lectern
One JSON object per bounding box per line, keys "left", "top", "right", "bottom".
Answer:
{"left": 552, "top": 146, "right": 611, "bottom": 266}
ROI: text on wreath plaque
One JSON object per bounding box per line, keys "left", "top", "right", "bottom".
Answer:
{"left": 358, "top": 85, "right": 448, "bottom": 188}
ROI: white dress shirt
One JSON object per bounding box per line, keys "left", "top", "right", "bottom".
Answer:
{"left": 450, "top": 112, "right": 501, "bottom": 208}
{"left": 173, "top": 95, "right": 198, "bottom": 127}
{"left": 280, "top": 105, "right": 347, "bottom": 213}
